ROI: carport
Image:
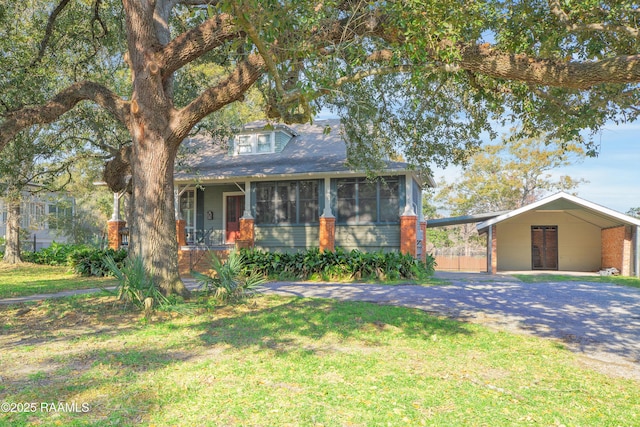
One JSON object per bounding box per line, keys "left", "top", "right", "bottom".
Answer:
{"left": 476, "top": 192, "right": 640, "bottom": 277}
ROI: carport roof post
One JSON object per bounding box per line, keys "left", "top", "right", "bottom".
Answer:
{"left": 633, "top": 225, "right": 640, "bottom": 278}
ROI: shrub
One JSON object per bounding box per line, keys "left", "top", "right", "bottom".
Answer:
{"left": 22, "top": 242, "right": 88, "bottom": 266}
{"left": 68, "top": 247, "right": 128, "bottom": 277}
{"left": 193, "top": 250, "right": 267, "bottom": 303}
{"left": 238, "top": 247, "right": 435, "bottom": 282}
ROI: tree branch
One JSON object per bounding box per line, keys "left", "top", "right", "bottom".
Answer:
{"left": 0, "top": 81, "right": 130, "bottom": 151}
{"left": 158, "top": 13, "right": 241, "bottom": 78}
{"left": 171, "top": 53, "right": 266, "bottom": 142}
{"left": 548, "top": 0, "right": 639, "bottom": 38}
{"left": 457, "top": 43, "right": 640, "bottom": 89}
{"left": 31, "top": 0, "right": 72, "bottom": 67}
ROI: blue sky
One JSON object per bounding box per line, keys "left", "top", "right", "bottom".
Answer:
{"left": 430, "top": 121, "right": 639, "bottom": 215}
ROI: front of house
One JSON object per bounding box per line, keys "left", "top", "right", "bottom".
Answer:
{"left": 0, "top": 191, "right": 74, "bottom": 251}
{"left": 107, "top": 120, "right": 434, "bottom": 274}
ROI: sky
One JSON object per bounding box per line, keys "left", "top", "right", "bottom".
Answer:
{"left": 429, "top": 121, "right": 640, "bottom": 215}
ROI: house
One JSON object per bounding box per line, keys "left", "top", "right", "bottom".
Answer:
{"left": 476, "top": 192, "right": 640, "bottom": 277}
{"left": 107, "top": 120, "right": 434, "bottom": 274}
{"left": 0, "top": 191, "right": 74, "bottom": 251}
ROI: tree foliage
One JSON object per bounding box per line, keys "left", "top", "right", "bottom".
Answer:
{"left": 436, "top": 134, "right": 588, "bottom": 215}
{"left": 1, "top": 0, "right": 639, "bottom": 292}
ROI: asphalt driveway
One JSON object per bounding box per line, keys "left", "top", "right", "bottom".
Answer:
{"left": 3, "top": 271, "right": 639, "bottom": 378}
{"left": 262, "top": 272, "right": 640, "bottom": 378}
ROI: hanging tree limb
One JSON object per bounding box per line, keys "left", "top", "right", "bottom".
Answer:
{"left": 0, "top": 81, "right": 130, "bottom": 151}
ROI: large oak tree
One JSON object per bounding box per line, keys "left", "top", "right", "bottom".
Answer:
{"left": 1, "top": 0, "right": 639, "bottom": 295}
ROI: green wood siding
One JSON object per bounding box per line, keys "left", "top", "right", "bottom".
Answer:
{"left": 335, "top": 224, "right": 401, "bottom": 252}
{"left": 255, "top": 225, "right": 319, "bottom": 252}
{"left": 275, "top": 131, "right": 292, "bottom": 152}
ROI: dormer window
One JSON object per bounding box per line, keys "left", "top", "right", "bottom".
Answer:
{"left": 233, "top": 132, "right": 275, "bottom": 155}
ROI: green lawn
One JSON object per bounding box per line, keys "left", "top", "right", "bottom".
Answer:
{"left": 513, "top": 273, "right": 640, "bottom": 289}
{"left": 0, "top": 264, "right": 116, "bottom": 298}
{"left": 0, "top": 292, "right": 638, "bottom": 426}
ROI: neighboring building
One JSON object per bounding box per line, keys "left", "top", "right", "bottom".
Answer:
{"left": 0, "top": 191, "right": 74, "bottom": 251}
{"left": 107, "top": 120, "right": 435, "bottom": 274}
{"left": 477, "top": 192, "right": 640, "bottom": 277}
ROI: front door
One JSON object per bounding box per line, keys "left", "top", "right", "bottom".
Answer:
{"left": 531, "top": 226, "right": 558, "bottom": 270}
{"left": 226, "top": 195, "right": 245, "bottom": 243}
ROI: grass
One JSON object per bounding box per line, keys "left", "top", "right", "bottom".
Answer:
{"left": 0, "top": 264, "right": 117, "bottom": 299}
{"left": 0, "top": 293, "right": 638, "bottom": 426}
{"left": 513, "top": 273, "right": 640, "bottom": 289}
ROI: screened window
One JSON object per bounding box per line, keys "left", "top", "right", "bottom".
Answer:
{"left": 255, "top": 180, "right": 320, "bottom": 224}
{"left": 336, "top": 176, "right": 401, "bottom": 224}
{"left": 48, "top": 204, "right": 73, "bottom": 230}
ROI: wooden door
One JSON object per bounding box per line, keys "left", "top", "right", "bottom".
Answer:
{"left": 226, "top": 195, "right": 245, "bottom": 243}
{"left": 531, "top": 226, "right": 558, "bottom": 270}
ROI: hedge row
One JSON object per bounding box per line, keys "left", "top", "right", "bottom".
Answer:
{"left": 20, "top": 242, "right": 128, "bottom": 277}
{"left": 239, "top": 247, "right": 435, "bottom": 281}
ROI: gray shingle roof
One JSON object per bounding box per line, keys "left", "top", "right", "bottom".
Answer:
{"left": 174, "top": 119, "right": 414, "bottom": 182}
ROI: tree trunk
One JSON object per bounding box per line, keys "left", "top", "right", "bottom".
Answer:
{"left": 128, "top": 120, "right": 189, "bottom": 297}
{"left": 3, "top": 195, "right": 22, "bottom": 264}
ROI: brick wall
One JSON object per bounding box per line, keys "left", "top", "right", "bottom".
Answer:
{"left": 178, "top": 248, "right": 230, "bottom": 277}
{"left": 107, "top": 220, "right": 126, "bottom": 250}
{"left": 601, "top": 225, "right": 632, "bottom": 276}
{"left": 400, "top": 215, "right": 417, "bottom": 257}
{"left": 319, "top": 216, "right": 336, "bottom": 252}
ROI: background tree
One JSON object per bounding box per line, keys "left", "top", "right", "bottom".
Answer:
{"left": 2, "top": 1, "right": 640, "bottom": 294}
{"left": 428, "top": 133, "right": 588, "bottom": 258}
{"left": 436, "top": 134, "right": 588, "bottom": 215}
{"left": 627, "top": 208, "right": 640, "bottom": 219}
{"left": 0, "top": 124, "right": 88, "bottom": 264}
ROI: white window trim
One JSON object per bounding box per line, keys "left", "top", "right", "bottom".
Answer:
{"left": 233, "top": 131, "right": 276, "bottom": 155}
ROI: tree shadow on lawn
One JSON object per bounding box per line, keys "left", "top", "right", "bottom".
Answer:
{"left": 0, "top": 294, "right": 474, "bottom": 426}
{"left": 194, "top": 296, "right": 474, "bottom": 354}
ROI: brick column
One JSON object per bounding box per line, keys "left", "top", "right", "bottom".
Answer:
{"left": 176, "top": 219, "right": 187, "bottom": 247}
{"left": 490, "top": 225, "right": 497, "bottom": 274}
{"left": 400, "top": 215, "right": 418, "bottom": 257}
{"left": 107, "top": 220, "right": 126, "bottom": 250}
{"left": 602, "top": 225, "right": 633, "bottom": 276}
{"left": 319, "top": 216, "right": 336, "bottom": 252}
{"left": 420, "top": 220, "right": 427, "bottom": 263}
{"left": 239, "top": 217, "right": 255, "bottom": 248}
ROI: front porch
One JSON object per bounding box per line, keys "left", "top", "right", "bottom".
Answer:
{"left": 107, "top": 178, "right": 428, "bottom": 275}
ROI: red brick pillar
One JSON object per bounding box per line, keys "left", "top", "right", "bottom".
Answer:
{"left": 107, "top": 220, "right": 126, "bottom": 250}
{"left": 490, "top": 225, "right": 498, "bottom": 274}
{"left": 420, "top": 220, "right": 427, "bottom": 263}
{"left": 176, "top": 219, "right": 187, "bottom": 247}
{"left": 239, "top": 217, "right": 255, "bottom": 248}
{"left": 400, "top": 215, "right": 418, "bottom": 257}
{"left": 319, "top": 216, "right": 336, "bottom": 252}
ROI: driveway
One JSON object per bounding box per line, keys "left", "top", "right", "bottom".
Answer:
{"left": 262, "top": 272, "right": 640, "bottom": 379}
{"left": 2, "top": 272, "right": 639, "bottom": 378}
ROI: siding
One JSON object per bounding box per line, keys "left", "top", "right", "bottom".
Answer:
{"left": 202, "top": 185, "right": 244, "bottom": 231}
{"left": 255, "top": 225, "right": 320, "bottom": 252}
{"left": 275, "top": 131, "right": 291, "bottom": 152}
{"left": 335, "top": 224, "right": 401, "bottom": 252}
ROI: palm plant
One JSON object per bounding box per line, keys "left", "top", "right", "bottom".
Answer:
{"left": 193, "top": 250, "right": 267, "bottom": 303}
